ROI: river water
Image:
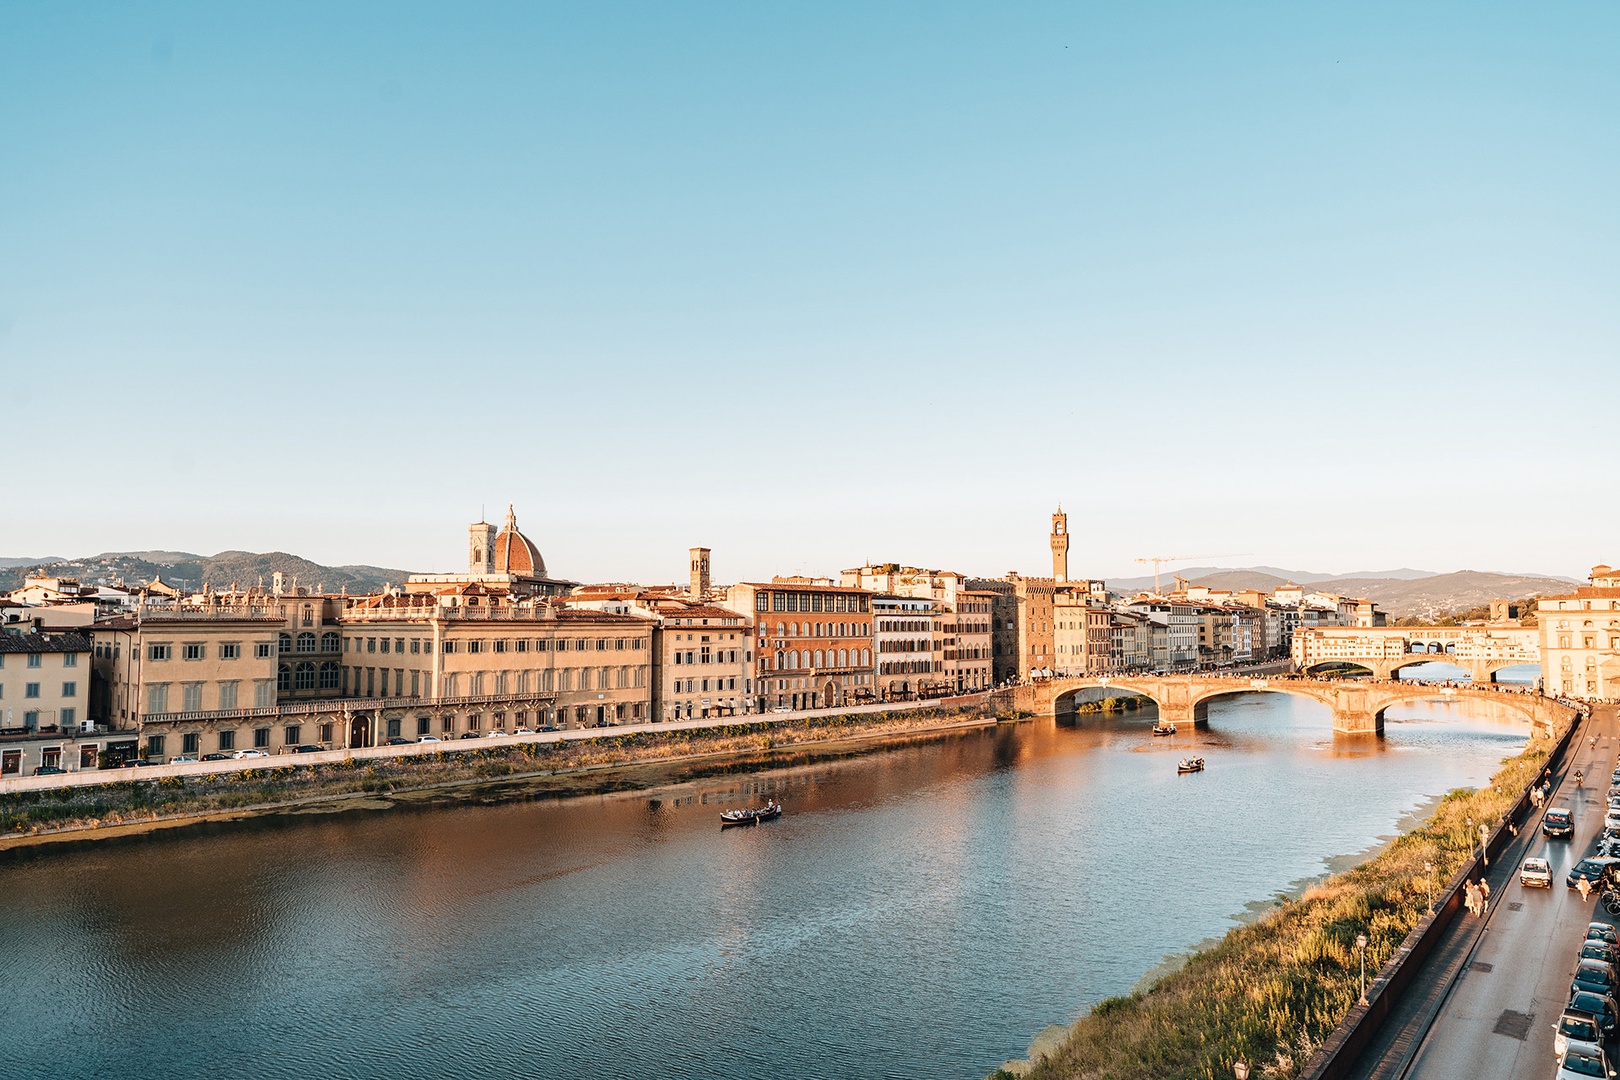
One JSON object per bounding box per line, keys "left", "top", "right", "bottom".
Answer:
{"left": 0, "top": 693, "right": 1531, "bottom": 1080}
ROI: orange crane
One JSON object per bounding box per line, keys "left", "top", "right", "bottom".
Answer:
{"left": 1134, "top": 553, "right": 1254, "bottom": 594}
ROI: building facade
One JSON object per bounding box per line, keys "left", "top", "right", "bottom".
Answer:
{"left": 725, "top": 580, "right": 875, "bottom": 711}
{"left": 1538, "top": 565, "right": 1620, "bottom": 700}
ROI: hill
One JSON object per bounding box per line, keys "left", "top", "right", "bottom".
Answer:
{"left": 0, "top": 550, "right": 413, "bottom": 595}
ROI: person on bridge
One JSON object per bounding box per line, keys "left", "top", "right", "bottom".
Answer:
{"left": 1478, "top": 878, "right": 1490, "bottom": 916}
{"left": 1464, "top": 882, "right": 1479, "bottom": 918}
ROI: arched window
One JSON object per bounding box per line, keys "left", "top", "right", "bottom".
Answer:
{"left": 788, "top": 650, "right": 799, "bottom": 670}
{"left": 294, "top": 662, "right": 316, "bottom": 690}
{"left": 321, "top": 632, "right": 340, "bottom": 653}
{"left": 296, "top": 632, "right": 316, "bottom": 653}
{"left": 790, "top": 622, "right": 799, "bottom": 637}
{"left": 861, "top": 649, "right": 871, "bottom": 666}
{"left": 815, "top": 650, "right": 825, "bottom": 668}
{"left": 278, "top": 664, "right": 292, "bottom": 691}
{"left": 279, "top": 633, "right": 292, "bottom": 654}
{"left": 840, "top": 649, "right": 849, "bottom": 667}
{"left": 318, "top": 662, "right": 339, "bottom": 690}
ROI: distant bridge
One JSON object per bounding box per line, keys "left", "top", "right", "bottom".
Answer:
{"left": 1010, "top": 674, "right": 1565, "bottom": 736}
{"left": 1291, "top": 625, "right": 1540, "bottom": 684}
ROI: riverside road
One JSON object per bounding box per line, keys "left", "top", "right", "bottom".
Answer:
{"left": 1350, "top": 703, "right": 1620, "bottom": 1080}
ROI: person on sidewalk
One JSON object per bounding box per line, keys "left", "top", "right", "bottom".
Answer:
{"left": 1478, "top": 878, "right": 1490, "bottom": 916}
{"left": 1465, "top": 881, "right": 1479, "bottom": 917}
{"left": 1579, "top": 875, "right": 1593, "bottom": 903}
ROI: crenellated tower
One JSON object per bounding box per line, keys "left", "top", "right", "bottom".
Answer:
{"left": 1051, "top": 506, "right": 1069, "bottom": 583}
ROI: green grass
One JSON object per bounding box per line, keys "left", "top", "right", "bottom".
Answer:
{"left": 1009, "top": 723, "right": 1563, "bottom": 1080}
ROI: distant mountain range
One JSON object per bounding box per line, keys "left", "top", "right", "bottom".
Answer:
{"left": 1107, "top": 566, "right": 1581, "bottom": 619}
{"left": 0, "top": 550, "right": 412, "bottom": 595}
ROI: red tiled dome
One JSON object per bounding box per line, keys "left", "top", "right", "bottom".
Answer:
{"left": 493, "top": 506, "right": 546, "bottom": 577}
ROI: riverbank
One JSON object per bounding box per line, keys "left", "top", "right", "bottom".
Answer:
{"left": 993, "top": 719, "right": 1567, "bottom": 1080}
{"left": 0, "top": 704, "right": 1020, "bottom": 854}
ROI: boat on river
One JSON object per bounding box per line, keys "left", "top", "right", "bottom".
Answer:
{"left": 720, "top": 801, "right": 783, "bottom": 827}
{"left": 1152, "top": 723, "right": 1176, "bottom": 737}
{"left": 1177, "top": 758, "right": 1205, "bottom": 774}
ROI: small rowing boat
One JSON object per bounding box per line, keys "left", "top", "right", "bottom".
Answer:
{"left": 1152, "top": 723, "right": 1176, "bottom": 737}
{"left": 720, "top": 800, "right": 783, "bottom": 827}
{"left": 1177, "top": 757, "right": 1205, "bottom": 774}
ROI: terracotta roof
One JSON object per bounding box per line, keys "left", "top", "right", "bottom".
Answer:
{"left": 493, "top": 506, "right": 546, "bottom": 577}
{"left": 739, "top": 582, "right": 873, "bottom": 594}
{"left": 0, "top": 631, "right": 92, "bottom": 653}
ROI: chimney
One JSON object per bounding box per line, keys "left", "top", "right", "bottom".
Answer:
{"left": 689, "top": 547, "right": 711, "bottom": 601}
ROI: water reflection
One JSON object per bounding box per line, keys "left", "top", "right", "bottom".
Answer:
{"left": 0, "top": 694, "right": 1528, "bottom": 1080}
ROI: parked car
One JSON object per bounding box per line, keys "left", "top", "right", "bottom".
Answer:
{"left": 513, "top": 727, "right": 536, "bottom": 735}
{"left": 418, "top": 736, "right": 441, "bottom": 743}
{"left": 293, "top": 744, "right": 325, "bottom": 754}
{"left": 1605, "top": 808, "right": 1620, "bottom": 833}
{"left": 1570, "top": 859, "right": 1620, "bottom": 888}
{"left": 1588, "top": 923, "right": 1620, "bottom": 946}
{"left": 1556, "top": 1039, "right": 1615, "bottom": 1080}
{"left": 201, "top": 752, "right": 232, "bottom": 761}
{"left": 485, "top": 730, "right": 508, "bottom": 738}
{"left": 1581, "top": 940, "right": 1620, "bottom": 968}
{"left": 1557, "top": 1009, "right": 1606, "bottom": 1057}
{"left": 1522, "top": 857, "right": 1553, "bottom": 888}
{"left": 459, "top": 732, "right": 479, "bottom": 739}
{"left": 1570, "top": 990, "right": 1620, "bottom": 1037}
{"left": 1574, "top": 959, "right": 1620, "bottom": 998}
{"left": 30, "top": 765, "right": 66, "bottom": 776}
{"left": 232, "top": 749, "right": 269, "bottom": 760}
{"left": 1547, "top": 808, "right": 1577, "bottom": 838}
{"left": 169, "top": 755, "right": 198, "bottom": 764}
{"left": 385, "top": 737, "right": 412, "bottom": 745}
{"left": 122, "top": 758, "right": 151, "bottom": 768}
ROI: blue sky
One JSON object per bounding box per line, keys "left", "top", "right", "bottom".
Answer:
{"left": 2, "top": 3, "right": 1616, "bottom": 584}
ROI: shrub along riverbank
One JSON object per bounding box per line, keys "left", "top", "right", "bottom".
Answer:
{"left": 995, "top": 720, "right": 1566, "bottom": 1080}
{"left": 0, "top": 705, "right": 1007, "bottom": 846}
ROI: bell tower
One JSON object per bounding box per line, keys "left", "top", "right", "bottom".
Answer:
{"left": 690, "top": 547, "right": 711, "bottom": 600}
{"left": 469, "top": 518, "right": 496, "bottom": 574}
{"left": 1050, "top": 506, "right": 1069, "bottom": 583}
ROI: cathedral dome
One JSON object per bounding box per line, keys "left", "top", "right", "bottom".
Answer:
{"left": 493, "top": 506, "right": 546, "bottom": 578}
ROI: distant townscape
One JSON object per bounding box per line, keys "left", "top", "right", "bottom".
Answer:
{"left": 0, "top": 505, "right": 1614, "bottom": 776}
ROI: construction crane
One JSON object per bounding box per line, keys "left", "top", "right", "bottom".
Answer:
{"left": 1134, "top": 553, "right": 1254, "bottom": 595}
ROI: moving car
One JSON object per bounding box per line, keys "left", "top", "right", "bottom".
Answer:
{"left": 1557, "top": 1010, "right": 1605, "bottom": 1058}
{"left": 169, "top": 755, "right": 198, "bottom": 764}
{"left": 418, "top": 736, "right": 441, "bottom": 743}
{"left": 385, "top": 737, "right": 412, "bottom": 746}
{"left": 293, "top": 744, "right": 325, "bottom": 754}
{"left": 1548, "top": 808, "right": 1577, "bottom": 838}
{"left": 513, "top": 727, "right": 535, "bottom": 735}
{"left": 1569, "top": 859, "right": 1620, "bottom": 889}
{"left": 1522, "top": 857, "right": 1553, "bottom": 888}
{"left": 30, "top": 765, "right": 66, "bottom": 776}
{"left": 1556, "top": 1039, "right": 1615, "bottom": 1079}
{"left": 201, "top": 752, "right": 232, "bottom": 761}
{"left": 232, "top": 749, "right": 268, "bottom": 760}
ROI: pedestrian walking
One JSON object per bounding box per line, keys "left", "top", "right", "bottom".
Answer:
{"left": 1579, "top": 875, "right": 1593, "bottom": 903}
{"left": 1479, "top": 878, "right": 1490, "bottom": 916}
{"left": 1465, "top": 882, "right": 1479, "bottom": 917}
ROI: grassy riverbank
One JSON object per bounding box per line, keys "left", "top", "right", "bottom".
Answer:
{"left": 0, "top": 705, "right": 1007, "bottom": 849}
{"left": 996, "top": 722, "right": 1564, "bottom": 1080}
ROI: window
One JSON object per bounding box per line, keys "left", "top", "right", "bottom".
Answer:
{"left": 27, "top": 653, "right": 42, "bottom": 668}
{"left": 183, "top": 683, "right": 203, "bottom": 711}
{"left": 146, "top": 735, "right": 165, "bottom": 758}
{"left": 218, "top": 729, "right": 235, "bottom": 751}
{"left": 60, "top": 707, "right": 75, "bottom": 726}
{"left": 25, "top": 683, "right": 40, "bottom": 698}
{"left": 220, "top": 642, "right": 241, "bottom": 660}
{"left": 285, "top": 725, "right": 301, "bottom": 745}
{"left": 147, "top": 684, "right": 169, "bottom": 713}
{"left": 219, "top": 681, "right": 239, "bottom": 709}
{"left": 417, "top": 715, "right": 431, "bottom": 736}
{"left": 394, "top": 638, "right": 404, "bottom": 653}
{"left": 411, "top": 639, "right": 421, "bottom": 654}
{"left": 149, "top": 644, "right": 172, "bottom": 661}
{"left": 755, "top": 593, "right": 768, "bottom": 612}
{"left": 279, "top": 662, "right": 293, "bottom": 691}
{"left": 321, "top": 632, "right": 339, "bottom": 653}
{"left": 255, "top": 642, "right": 273, "bottom": 659}
{"left": 182, "top": 733, "right": 199, "bottom": 755}
{"left": 183, "top": 642, "right": 204, "bottom": 661}
{"left": 294, "top": 663, "right": 316, "bottom": 691}
{"left": 320, "top": 723, "right": 334, "bottom": 743}
{"left": 319, "top": 663, "right": 339, "bottom": 690}
{"left": 279, "top": 633, "right": 293, "bottom": 654}
{"left": 254, "top": 727, "right": 271, "bottom": 748}
{"left": 63, "top": 652, "right": 77, "bottom": 668}
{"left": 296, "top": 632, "right": 316, "bottom": 653}
{"left": 22, "top": 712, "right": 38, "bottom": 729}
{"left": 302, "top": 604, "right": 314, "bottom": 627}
{"left": 254, "top": 680, "right": 273, "bottom": 708}
{"left": 380, "top": 638, "right": 391, "bottom": 654}
{"left": 368, "top": 638, "right": 377, "bottom": 653}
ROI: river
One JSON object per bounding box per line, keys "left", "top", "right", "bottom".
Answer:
{"left": 0, "top": 693, "right": 1531, "bottom": 1080}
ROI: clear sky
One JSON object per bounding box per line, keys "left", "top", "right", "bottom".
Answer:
{"left": 3, "top": 3, "right": 1616, "bottom": 585}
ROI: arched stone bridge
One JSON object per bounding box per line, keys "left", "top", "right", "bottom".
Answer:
{"left": 1011, "top": 675, "right": 1569, "bottom": 736}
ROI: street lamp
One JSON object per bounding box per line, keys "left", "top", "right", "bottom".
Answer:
{"left": 1424, "top": 860, "right": 1435, "bottom": 915}
{"left": 1356, "top": 933, "right": 1369, "bottom": 1005}
{"left": 1234, "top": 1060, "right": 1250, "bottom": 1080}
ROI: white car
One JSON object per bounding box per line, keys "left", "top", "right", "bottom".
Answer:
{"left": 1555, "top": 1039, "right": 1614, "bottom": 1079}
{"left": 169, "top": 755, "right": 198, "bottom": 764}
{"left": 232, "top": 749, "right": 269, "bottom": 759}
{"left": 417, "top": 736, "right": 441, "bottom": 743}
{"left": 513, "top": 727, "right": 536, "bottom": 735}
{"left": 485, "top": 730, "right": 508, "bottom": 738}
{"left": 1521, "top": 857, "right": 1553, "bottom": 888}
